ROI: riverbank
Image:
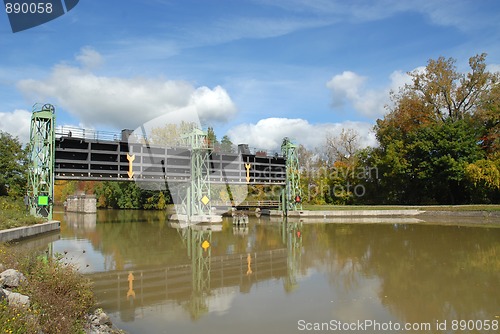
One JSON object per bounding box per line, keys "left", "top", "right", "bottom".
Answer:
{"left": 0, "top": 244, "right": 124, "bottom": 333}
{"left": 0, "top": 197, "right": 44, "bottom": 231}
{"left": 0, "top": 198, "right": 123, "bottom": 333}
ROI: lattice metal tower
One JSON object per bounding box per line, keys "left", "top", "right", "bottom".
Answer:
{"left": 27, "top": 104, "right": 55, "bottom": 219}
{"left": 181, "top": 128, "right": 212, "bottom": 219}
{"left": 281, "top": 137, "right": 302, "bottom": 212}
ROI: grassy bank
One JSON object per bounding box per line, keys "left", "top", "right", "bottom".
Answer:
{"left": 0, "top": 244, "right": 95, "bottom": 333}
{"left": 302, "top": 204, "right": 500, "bottom": 211}
{"left": 0, "top": 197, "right": 44, "bottom": 230}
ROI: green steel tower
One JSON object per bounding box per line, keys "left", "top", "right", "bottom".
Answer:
{"left": 281, "top": 137, "right": 302, "bottom": 213}
{"left": 27, "top": 104, "right": 55, "bottom": 219}
{"left": 181, "top": 128, "right": 212, "bottom": 220}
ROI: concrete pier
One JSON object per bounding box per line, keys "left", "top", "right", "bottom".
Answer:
{"left": 0, "top": 221, "right": 60, "bottom": 243}
{"left": 65, "top": 195, "right": 97, "bottom": 213}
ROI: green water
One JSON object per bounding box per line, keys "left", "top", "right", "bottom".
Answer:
{"left": 27, "top": 210, "right": 500, "bottom": 333}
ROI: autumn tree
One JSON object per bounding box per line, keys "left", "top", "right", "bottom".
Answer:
{"left": 370, "top": 53, "right": 499, "bottom": 204}
{"left": 323, "top": 129, "right": 364, "bottom": 204}
{"left": 148, "top": 121, "right": 197, "bottom": 146}
{"left": 409, "top": 53, "right": 497, "bottom": 121}
{"left": 206, "top": 127, "right": 219, "bottom": 150}
{"left": 325, "top": 128, "right": 360, "bottom": 164}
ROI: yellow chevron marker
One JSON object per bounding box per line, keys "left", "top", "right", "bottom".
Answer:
{"left": 127, "top": 153, "right": 135, "bottom": 179}
{"left": 245, "top": 163, "right": 251, "bottom": 183}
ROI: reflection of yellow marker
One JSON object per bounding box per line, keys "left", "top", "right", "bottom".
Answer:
{"left": 127, "top": 154, "right": 135, "bottom": 179}
{"left": 246, "top": 253, "right": 253, "bottom": 275}
{"left": 127, "top": 271, "right": 135, "bottom": 300}
{"left": 201, "top": 240, "right": 210, "bottom": 251}
{"left": 245, "top": 163, "right": 251, "bottom": 183}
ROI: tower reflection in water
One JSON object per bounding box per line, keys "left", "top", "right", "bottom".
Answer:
{"left": 88, "top": 218, "right": 303, "bottom": 322}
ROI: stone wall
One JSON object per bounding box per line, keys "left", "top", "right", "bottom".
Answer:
{"left": 65, "top": 195, "right": 97, "bottom": 213}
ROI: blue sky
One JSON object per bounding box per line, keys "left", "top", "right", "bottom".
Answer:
{"left": 1, "top": 0, "right": 499, "bottom": 150}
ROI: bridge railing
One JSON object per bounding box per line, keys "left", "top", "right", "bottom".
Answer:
{"left": 55, "top": 126, "right": 284, "bottom": 157}
{"left": 55, "top": 126, "right": 124, "bottom": 142}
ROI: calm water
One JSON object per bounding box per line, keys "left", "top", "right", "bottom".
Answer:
{"left": 23, "top": 210, "right": 500, "bottom": 333}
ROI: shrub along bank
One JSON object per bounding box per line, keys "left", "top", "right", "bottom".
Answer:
{"left": 0, "top": 197, "right": 43, "bottom": 231}
{"left": 0, "top": 244, "right": 121, "bottom": 333}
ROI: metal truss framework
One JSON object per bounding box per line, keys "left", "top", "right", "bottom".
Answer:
{"left": 27, "top": 104, "right": 55, "bottom": 219}
{"left": 280, "top": 137, "right": 303, "bottom": 212}
{"left": 181, "top": 128, "right": 212, "bottom": 219}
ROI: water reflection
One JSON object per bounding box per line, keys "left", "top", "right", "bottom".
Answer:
{"left": 42, "top": 211, "right": 500, "bottom": 333}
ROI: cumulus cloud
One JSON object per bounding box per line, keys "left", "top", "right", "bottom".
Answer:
{"left": 17, "top": 48, "right": 237, "bottom": 130}
{"left": 326, "top": 71, "right": 366, "bottom": 108}
{"left": 227, "top": 117, "right": 376, "bottom": 151}
{"left": 326, "top": 69, "right": 414, "bottom": 118}
{"left": 188, "top": 86, "right": 238, "bottom": 123}
{"left": 0, "top": 109, "right": 32, "bottom": 144}
{"left": 75, "top": 46, "right": 104, "bottom": 69}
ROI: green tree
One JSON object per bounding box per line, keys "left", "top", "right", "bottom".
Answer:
{"left": 220, "top": 135, "right": 234, "bottom": 153}
{"left": 0, "top": 131, "right": 28, "bottom": 197}
{"left": 206, "top": 127, "right": 219, "bottom": 150}
{"left": 475, "top": 81, "right": 500, "bottom": 155}
{"left": 464, "top": 157, "right": 500, "bottom": 203}
{"left": 369, "top": 53, "right": 499, "bottom": 204}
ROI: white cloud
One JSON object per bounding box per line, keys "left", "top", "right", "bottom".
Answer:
{"left": 260, "top": 0, "right": 493, "bottom": 32}
{"left": 17, "top": 49, "right": 238, "bottom": 130}
{"left": 75, "top": 46, "right": 104, "bottom": 69}
{"left": 180, "top": 15, "right": 333, "bottom": 49}
{"left": 227, "top": 117, "right": 376, "bottom": 151}
{"left": 189, "top": 86, "right": 238, "bottom": 123}
{"left": 326, "top": 69, "right": 415, "bottom": 118}
{"left": 0, "top": 109, "right": 32, "bottom": 144}
{"left": 326, "top": 71, "right": 367, "bottom": 108}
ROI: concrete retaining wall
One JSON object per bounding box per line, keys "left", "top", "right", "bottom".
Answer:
{"left": 262, "top": 209, "right": 423, "bottom": 217}
{"left": 0, "top": 221, "right": 60, "bottom": 243}
{"left": 66, "top": 195, "right": 96, "bottom": 213}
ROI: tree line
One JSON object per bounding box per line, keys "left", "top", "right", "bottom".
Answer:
{"left": 299, "top": 53, "right": 499, "bottom": 205}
